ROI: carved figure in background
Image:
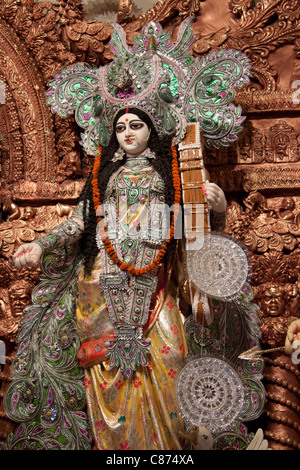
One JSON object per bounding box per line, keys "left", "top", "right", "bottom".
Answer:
{"left": 273, "top": 132, "right": 289, "bottom": 160}
{"left": 21, "top": 207, "right": 36, "bottom": 221}
{"left": 259, "top": 283, "right": 286, "bottom": 317}
{"left": 255, "top": 283, "right": 293, "bottom": 347}
{"left": 0, "top": 201, "right": 75, "bottom": 343}
{"left": 7, "top": 282, "right": 33, "bottom": 317}
{"left": 57, "top": 150, "right": 82, "bottom": 181}
{"left": 278, "top": 197, "right": 296, "bottom": 222}
{"left": 243, "top": 191, "right": 272, "bottom": 215}
{"left": 0, "top": 299, "right": 5, "bottom": 318}
{"left": 285, "top": 283, "right": 300, "bottom": 316}
{"left": 117, "top": 0, "right": 133, "bottom": 22}
{"left": 0, "top": 189, "right": 20, "bottom": 222}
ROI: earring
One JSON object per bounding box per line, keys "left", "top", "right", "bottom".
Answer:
{"left": 112, "top": 147, "right": 125, "bottom": 162}
{"left": 143, "top": 147, "right": 156, "bottom": 159}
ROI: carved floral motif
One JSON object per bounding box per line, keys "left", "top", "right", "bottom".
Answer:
{"left": 226, "top": 192, "right": 300, "bottom": 449}
{"left": 0, "top": 199, "right": 74, "bottom": 338}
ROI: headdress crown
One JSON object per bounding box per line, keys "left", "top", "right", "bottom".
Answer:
{"left": 46, "top": 17, "right": 251, "bottom": 155}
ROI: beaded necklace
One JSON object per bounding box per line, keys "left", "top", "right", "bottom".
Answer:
{"left": 92, "top": 145, "right": 181, "bottom": 276}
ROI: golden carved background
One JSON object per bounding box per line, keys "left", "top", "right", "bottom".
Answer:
{"left": 0, "top": 0, "right": 300, "bottom": 450}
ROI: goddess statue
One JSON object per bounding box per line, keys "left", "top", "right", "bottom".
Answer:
{"left": 10, "top": 107, "right": 226, "bottom": 450}
{"left": 3, "top": 18, "right": 266, "bottom": 451}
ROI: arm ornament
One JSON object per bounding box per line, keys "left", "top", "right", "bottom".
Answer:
{"left": 35, "top": 217, "right": 84, "bottom": 255}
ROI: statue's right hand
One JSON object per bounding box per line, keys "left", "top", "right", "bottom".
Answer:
{"left": 285, "top": 319, "right": 300, "bottom": 355}
{"left": 10, "top": 242, "right": 43, "bottom": 269}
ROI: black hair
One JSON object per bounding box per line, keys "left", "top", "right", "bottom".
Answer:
{"left": 78, "top": 107, "right": 176, "bottom": 277}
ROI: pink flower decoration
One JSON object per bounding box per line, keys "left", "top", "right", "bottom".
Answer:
{"left": 100, "top": 382, "right": 107, "bottom": 391}
{"left": 162, "top": 345, "right": 170, "bottom": 354}
{"left": 171, "top": 325, "right": 179, "bottom": 335}
{"left": 134, "top": 377, "right": 142, "bottom": 388}
{"left": 115, "top": 380, "right": 123, "bottom": 390}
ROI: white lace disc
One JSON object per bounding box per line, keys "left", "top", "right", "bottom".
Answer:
{"left": 176, "top": 357, "right": 245, "bottom": 432}
{"left": 186, "top": 234, "right": 249, "bottom": 299}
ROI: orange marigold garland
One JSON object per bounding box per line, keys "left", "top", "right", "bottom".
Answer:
{"left": 92, "top": 144, "right": 181, "bottom": 276}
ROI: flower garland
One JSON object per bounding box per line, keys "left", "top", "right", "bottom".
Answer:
{"left": 92, "top": 145, "right": 181, "bottom": 276}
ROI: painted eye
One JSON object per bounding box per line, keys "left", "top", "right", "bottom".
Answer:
{"left": 130, "top": 122, "right": 144, "bottom": 130}
{"left": 115, "top": 124, "right": 126, "bottom": 133}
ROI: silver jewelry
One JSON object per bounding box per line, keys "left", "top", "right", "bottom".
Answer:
{"left": 112, "top": 147, "right": 125, "bottom": 162}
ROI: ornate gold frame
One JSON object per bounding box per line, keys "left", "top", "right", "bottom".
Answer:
{"left": 0, "top": 0, "right": 299, "bottom": 449}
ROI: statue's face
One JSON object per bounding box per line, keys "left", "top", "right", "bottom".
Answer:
{"left": 282, "top": 197, "right": 294, "bottom": 210}
{"left": 115, "top": 113, "right": 150, "bottom": 155}
{"left": 23, "top": 207, "right": 35, "bottom": 220}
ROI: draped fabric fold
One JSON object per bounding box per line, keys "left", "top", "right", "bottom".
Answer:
{"left": 78, "top": 333, "right": 115, "bottom": 368}
{"left": 82, "top": 290, "right": 188, "bottom": 450}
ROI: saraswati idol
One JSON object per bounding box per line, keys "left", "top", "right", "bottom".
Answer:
{"left": 3, "top": 18, "right": 266, "bottom": 451}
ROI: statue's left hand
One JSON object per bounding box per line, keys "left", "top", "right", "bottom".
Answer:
{"left": 203, "top": 181, "right": 227, "bottom": 214}
{"left": 10, "top": 242, "right": 43, "bottom": 270}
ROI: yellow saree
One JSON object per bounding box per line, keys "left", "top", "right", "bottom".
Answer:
{"left": 76, "top": 163, "right": 188, "bottom": 450}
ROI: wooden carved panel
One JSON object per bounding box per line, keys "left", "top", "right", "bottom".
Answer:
{"left": 0, "top": 0, "right": 300, "bottom": 450}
